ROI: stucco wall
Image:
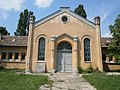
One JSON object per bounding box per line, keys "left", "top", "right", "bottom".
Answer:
{"left": 0, "top": 46, "right": 27, "bottom": 69}
{"left": 1, "top": 62, "right": 25, "bottom": 69}
{"left": 31, "top": 12, "right": 101, "bottom": 72}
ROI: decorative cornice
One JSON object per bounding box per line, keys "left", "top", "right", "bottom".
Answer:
{"left": 56, "top": 33, "right": 74, "bottom": 40}
{"left": 73, "top": 35, "right": 78, "bottom": 42}
{"left": 29, "top": 15, "right": 35, "bottom": 24}
{"left": 94, "top": 16, "right": 100, "bottom": 25}
{"left": 51, "top": 35, "right": 56, "bottom": 41}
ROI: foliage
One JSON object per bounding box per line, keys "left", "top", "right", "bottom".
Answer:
{"left": 0, "top": 26, "right": 8, "bottom": 35}
{"left": 14, "top": 9, "right": 33, "bottom": 36}
{"left": 77, "top": 66, "right": 83, "bottom": 73}
{"left": 83, "top": 73, "right": 120, "bottom": 90}
{"left": 108, "top": 14, "right": 120, "bottom": 63}
{"left": 77, "top": 65, "right": 99, "bottom": 74}
{"left": 74, "top": 4, "right": 87, "bottom": 18}
{"left": 94, "top": 67, "right": 100, "bottom": 72}
{"left": 85, "top": 65, "right": 94, "bottom": 73}
{"left": 0, "top": 66, "right": 4, "bottom": 70}
{"left": 0, "top": 69, "right": 52, "bottom": 90}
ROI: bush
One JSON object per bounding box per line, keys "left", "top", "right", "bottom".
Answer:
{"left": 94, "top": 67, "right": 100, "bottom": 72}
{"left": 114, "top": 55, "right": 120, "bottom": 63}
{"left": 0, "top": 66, "right": 4, "bottom": 70}
{"left": 77, "top": 65, "right": 100, "bottom": 74}
{"left": 85, "top": 65, "right": 94, "bottom": 73}
{"left": 77, "top": 66, "right": 83, "bottom": 74}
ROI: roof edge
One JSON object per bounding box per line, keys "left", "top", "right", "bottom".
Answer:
{"left": 34, "top": 7, "right": 96, "bottom": 28}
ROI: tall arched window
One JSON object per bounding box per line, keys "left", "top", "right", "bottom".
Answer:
{"left": 38, "top": 37, "right": 45, "bottom": 61}
{"left": 84, "top": 38, "right": 91, "bottom": 61}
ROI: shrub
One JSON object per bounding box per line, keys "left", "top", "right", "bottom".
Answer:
{"left": 94, "top": 67, "right": 99, "bottom": 72}
{"left": 114, "top": 55, "right": 120, "bottom": 63}
{"left": 77, "top": 66, "right": 83, "bottom": 73}
{"left": 77, "top": 65, "right": 101, "bottom": 74}
{"left": 0, "top": 66, "right": 4, "bottom": 70}
{"left": 85, "top": 65, "right": 94, "bottom": 73}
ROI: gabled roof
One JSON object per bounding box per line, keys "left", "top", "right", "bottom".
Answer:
{"left": 34, "top": 7, "right": 96, "bottom": 28}
{"left": 0, "top": 36, "right": 27, "bottom": 46}
{"left": 0, "top": 35, "right": 113, "bottom": 47}
{"left": 101, "top": 37, "right": 113, "bottom": 47}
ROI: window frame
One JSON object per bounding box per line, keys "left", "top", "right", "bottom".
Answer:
{"left": 38, "top": 37, "right": 45, "bottom": 61}
{"left": 8, "top": 52, "right": 13, "bottom": 61}
{"left": 15, "top": 53, "right": 19, "bottom": 61}
{"left": 2, "top": 52, "right": 6, "bottom": 61}
{"left": 84, "top": 38, "right": 91, "bottom": 62}
{"left": 61, "top": 16, "right": 68, "bottom": 23}
{"left": 21, "top": 53, "right": 25, "bottom": 61}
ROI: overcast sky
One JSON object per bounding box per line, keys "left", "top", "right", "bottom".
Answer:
{"left": 0, "top": 0, "right": 120, "bottom": 37}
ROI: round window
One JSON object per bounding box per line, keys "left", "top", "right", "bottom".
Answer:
{"left": 61, "top": 16, "right": 68, "bottom": 23}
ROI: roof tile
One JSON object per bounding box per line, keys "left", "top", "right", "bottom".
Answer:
{"left": 0, "top": 36, "right": 113, "bottom": 47}
{"left": 101, "top": 37, "right": 113, "bottom": 47}
{"left": 0, "top": 36, "right": 28, "bottom": 46}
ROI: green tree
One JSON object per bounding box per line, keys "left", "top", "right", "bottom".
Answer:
{"left": 74, "top": 4, "right": 87, "bottom": 18}
{"left": 14, "top": 9, "right": 33, "bottom": 36}
{"left": 108, "top": 14, "right": 120, "bottom": 63}
{"left": 0, "top": 26, "right": 8, "bottom": 35}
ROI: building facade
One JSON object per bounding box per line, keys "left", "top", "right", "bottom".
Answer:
{"left": 0, "top": 7, "right": 120, "bottom": 72}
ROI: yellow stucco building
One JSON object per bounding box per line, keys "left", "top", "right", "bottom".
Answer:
{"left": 0, "top": 7, "right": 120, "bottom": 73}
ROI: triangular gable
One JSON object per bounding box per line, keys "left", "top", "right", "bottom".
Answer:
{"left": 56, "top": 33, "right": 74, "bottom": 40}
{"left": 34, "top": 7, "right": 95, "bottom": 28}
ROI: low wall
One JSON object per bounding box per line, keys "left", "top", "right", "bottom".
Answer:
{"left": 103, "top": 63, "right": 120, "bottom": 71}
{"left": 1, "top": 61, "right": 26, "bottom": 69}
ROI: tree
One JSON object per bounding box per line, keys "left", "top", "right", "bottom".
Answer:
{"left": 14, "top": 9, "right": 33, "bottom": 36}
{"left": 0, "top": 26, "right": 8, "bottom": 35}
{"left": 74, "top": 4, "right": 87, "bottom": 18}
{"left": 108, "top": 14, "right": 120, "bottom": 63}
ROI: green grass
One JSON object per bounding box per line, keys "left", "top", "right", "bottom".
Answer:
{"left": 0, "top": 69, "right": 52, "bottom": 90}
{"left": 83, "top": 72, "right": 120, "bottom": 90}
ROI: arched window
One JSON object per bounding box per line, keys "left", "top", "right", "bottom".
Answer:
{"left": 57, "top": 42, "right": 72, "bottom": 51}
{"left": 84, "top": 38, "right": 91, "bottom": 61}
{"left": 38, "top": 37, "right": 45, "bottom": 61}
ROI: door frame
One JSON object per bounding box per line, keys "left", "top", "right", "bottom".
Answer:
{"left": 56, "top": 41, "right": 72, "bottom": 72}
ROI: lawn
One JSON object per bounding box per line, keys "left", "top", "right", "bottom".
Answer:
{"left": 83, "top": 73, "right": 120, "bottom": 90}
{"left": 0, "top": 69, "right": 52, "bottom": 90}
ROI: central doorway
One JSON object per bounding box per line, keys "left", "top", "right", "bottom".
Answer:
{"left": 56, "top": 42, "right": 72, "bottom": 72}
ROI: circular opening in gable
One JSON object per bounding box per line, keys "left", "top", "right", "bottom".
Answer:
{"left": 61, "top": 16, "right": 68, "bottom": 23}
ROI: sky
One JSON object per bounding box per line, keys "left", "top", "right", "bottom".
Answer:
{"left": 0, "top": 0, "right": 120, "bottom": 37}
